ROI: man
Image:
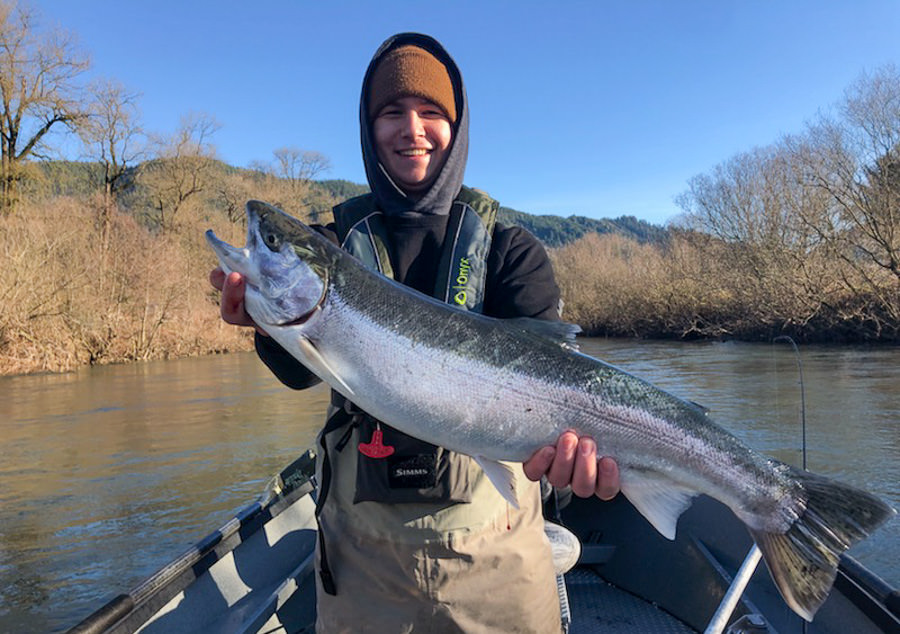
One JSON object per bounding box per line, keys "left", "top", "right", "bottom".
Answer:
{"left": 211, "top": 32, "right": 619, "bottom": 633}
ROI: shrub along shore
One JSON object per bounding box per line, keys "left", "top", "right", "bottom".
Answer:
{"left": 2, "top": 190, "right": 897, "bottom": 377}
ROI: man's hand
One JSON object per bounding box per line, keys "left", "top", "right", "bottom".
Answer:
{"left": 209, "top": 268, "right": 269, "bottom": 336}
{"left": 523, "top": 431, "right": 620, "bottom": 500}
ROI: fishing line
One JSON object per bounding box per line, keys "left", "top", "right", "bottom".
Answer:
{"left": 773, "top": 336, "right": 808, "bottom": 472}
{"left": 773, "top": 335, "right": 809, "bottom": 634}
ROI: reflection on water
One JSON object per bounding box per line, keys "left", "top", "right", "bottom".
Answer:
{"left": 0, "top": 341, "right": 897, "bottom": 633}
{"left": 0, "top": 353, "right": 328, "bottom": 633}
{"left": 580, "top": 339, "right": 900, "bottom": 585}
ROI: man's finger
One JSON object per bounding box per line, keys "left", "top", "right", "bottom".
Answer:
{"left": 523, "top": 446, "right": 555, "bottom": 481}
{"left": 221, "top": 274, "right": 248, "bottom": 323}
{"left": 570, "top": 437, "right": 598, "bottom": 498}
{"left": 547, "top": 431, "right": 578, "bottom": 489}
{"left": 209, "top": 267, "right": 226, "bottom": 290}
{"left": 595, "top": 456, "right": 620, "bottom": 501}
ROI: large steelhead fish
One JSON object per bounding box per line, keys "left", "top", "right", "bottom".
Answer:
{"left": 207, "top": 201, "right": 894, "bottom": 621}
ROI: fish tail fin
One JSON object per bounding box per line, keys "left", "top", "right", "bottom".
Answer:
{"left": 749, "top": 467, "right": 895, "bottom": 621}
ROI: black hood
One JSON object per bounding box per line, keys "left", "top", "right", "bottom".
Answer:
{"left": 359, "top": 33, "right": 468, "bottom": 216}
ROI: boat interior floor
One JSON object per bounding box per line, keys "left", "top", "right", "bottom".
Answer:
{"left": 567, "top": 567, "right": 697, "bottom": 634}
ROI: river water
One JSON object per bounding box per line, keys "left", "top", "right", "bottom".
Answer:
{"left": 1, "top": 339, "right": 898, "bottom": 633}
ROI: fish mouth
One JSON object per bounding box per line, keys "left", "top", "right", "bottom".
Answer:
{"left": 205, "top": 230, "right": 251, "bottom": 278}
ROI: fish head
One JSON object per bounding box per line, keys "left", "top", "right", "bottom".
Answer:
{"left": 206, "top": 200, "right": 332, "bottom": 327}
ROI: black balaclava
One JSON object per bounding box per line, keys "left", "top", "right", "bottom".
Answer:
{"left": 359, "top": 33, "right": 468, "bottom": 216}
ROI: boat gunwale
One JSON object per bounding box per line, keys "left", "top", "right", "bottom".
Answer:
{"left": 66, "top": 453, "right": 317, "bottom": 634}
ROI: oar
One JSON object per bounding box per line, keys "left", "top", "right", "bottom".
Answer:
{"left": 703, "top": 544, "right": 763, "bottom": 634}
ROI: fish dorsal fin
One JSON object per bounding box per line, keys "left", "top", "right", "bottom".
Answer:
{"left": 686, "top": 399, "right": 711, "bottom": 416}
{"left": 296, "top": 336, "right": 355, "bottom": 398}
{"left": 508, "top": 318, "right": 581, "bottom": 350}
{"left": 620, "top": 473, "right": 697, "bottom": 540}
{"left": 474, "top": 456, "right": 520, "bottom": 509}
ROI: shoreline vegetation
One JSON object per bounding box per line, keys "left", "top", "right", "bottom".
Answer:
{"left": 1, "top": 1, "right": 897, "bottom": 376}
{"left": 3, "top": 144, "right": 898, "bottom": 377}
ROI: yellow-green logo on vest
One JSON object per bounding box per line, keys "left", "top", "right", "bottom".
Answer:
{"left": 453, "top": 257, "right": 471, "bottom": 305}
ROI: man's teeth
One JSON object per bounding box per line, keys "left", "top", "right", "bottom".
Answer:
{"left": 399, "top": 149, "right": 428, "bottom": 156}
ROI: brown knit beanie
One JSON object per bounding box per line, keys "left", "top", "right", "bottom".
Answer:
{"left": 367, "top": 45, "right": 457, "bottom": 123}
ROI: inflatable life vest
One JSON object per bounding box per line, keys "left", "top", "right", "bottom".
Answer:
{"left": 328, "top": 185, "right": 498, "bottom": 504}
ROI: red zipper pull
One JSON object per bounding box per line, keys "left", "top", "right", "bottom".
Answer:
{"left": 359, "top": 424, "right": 395, "bottom": 459}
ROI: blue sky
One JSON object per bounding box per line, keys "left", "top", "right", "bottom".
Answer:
{"left": 31, "top": 0, "right": 900, "bottom": 225}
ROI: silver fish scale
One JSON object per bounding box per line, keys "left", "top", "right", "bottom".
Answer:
{"left": 297, "top": 261, "right": 801, "bottom": 533}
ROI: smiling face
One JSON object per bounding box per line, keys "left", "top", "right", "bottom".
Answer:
{"left": 373, "top": 96, "right": 453, "bottom": 194}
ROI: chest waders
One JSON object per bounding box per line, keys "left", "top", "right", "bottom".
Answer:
{"left": 315, "top": 186, "right": 499, "bottom": 594}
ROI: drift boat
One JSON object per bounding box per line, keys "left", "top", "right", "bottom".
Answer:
{"left": 67, "top": 450, "right": 899, "bottom": 634}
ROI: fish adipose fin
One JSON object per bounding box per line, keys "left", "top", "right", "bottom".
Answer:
{"left": 297, "top": 336, "right": 355, "bottom": 397}
{"left": 474, "top": 456, "right": 520, "bottom": 509}
{"left": 749, "top": 466, "right": 895, "bottom": 622}
{"left": 620, "top": 472, "right": 697, "bottom": 540}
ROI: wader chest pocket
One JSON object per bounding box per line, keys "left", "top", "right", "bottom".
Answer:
{"left": 388, "top": 454, "right": 437, "bottom": 488}
{"left": 353, "top": 422, "right": 474, "bottom": 504}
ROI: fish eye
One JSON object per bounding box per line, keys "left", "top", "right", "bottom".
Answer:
{"left": 263, "top": 232, "right": 281, "bottom": 250}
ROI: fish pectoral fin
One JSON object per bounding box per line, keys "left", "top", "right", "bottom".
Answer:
{"left": 474, "top": 456, "right": 520, "bottom": 509}
{"left": 620, "top": 473, "right": 697, "bottom": 540}
{"left": 296, "top": 336, "right": 355, "bottom": 398}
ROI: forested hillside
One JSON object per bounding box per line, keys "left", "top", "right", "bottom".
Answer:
{"left": 497, "top": 206, "right": 668, "bottom": 247}
{"left": 28, "top": 160, "right": 668, "bottom": 246}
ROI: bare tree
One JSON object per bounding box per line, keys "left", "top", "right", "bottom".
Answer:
{"left": 808, "top": 67, "right": 899, "bottom": 279}
{"left": 0, "top": 2, "right": 90, "bottom": 213}
{"left": 138, "top": 112, "right": 220, "bottom": 231}
{"left": 272, "top": 146, "right": 331, "bottom": 186}
{"left": 79, "top": 79, "right": 145, "bottom": 203}
{"left": 215, "top": 169, "right": 256, "bottom": 225}
{"left": 676, "top": 144, "right": 816, "bottom": 250}
{"left": 675, "top": 141, "right": 843, "bottom": 336}
{"left": 677, "top": 65, "right": 900, "bottom": 338}
{"left": 250, "top": 146, "right": 331, "bottom": 219}
{"left": 787, "top": 65, "right": 900, "bottom": 330}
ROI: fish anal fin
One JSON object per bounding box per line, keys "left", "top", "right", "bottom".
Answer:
{"left": 474, "top": 456, "right": 520, "bottom": 509}
{"left": 620, "top": 472, "right": 697, "bottom": 541}
{"left": 296, "top": 336, "right": 355, "bottom": 398}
